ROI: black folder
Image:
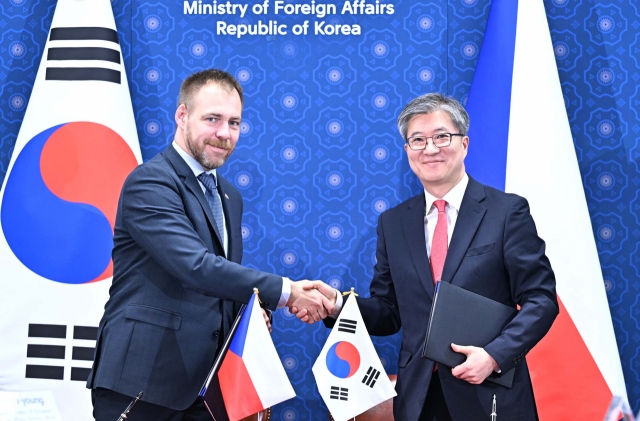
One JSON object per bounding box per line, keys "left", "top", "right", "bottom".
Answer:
{"left": 421, "top": 281, "right": 517, "bottom": 388}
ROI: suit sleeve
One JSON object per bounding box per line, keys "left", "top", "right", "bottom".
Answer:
{"left": 120, "top": 164, "right": 283, "bottom": 310}
{"left": 483, "top": 196, "right": 559, "bottom": 372}
{"left": 325, "top": 213, "right": 402, "bottom": 335}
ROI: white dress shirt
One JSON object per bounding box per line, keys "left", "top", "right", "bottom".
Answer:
{"left": 423, "top": 174, "right": 469, "bottom": 258}
{"left": 172, "top": 142, "right": 290, "bottom": 308}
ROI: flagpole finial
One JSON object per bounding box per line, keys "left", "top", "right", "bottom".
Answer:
{"left": 253, "top": 287, "right": 263, "bottom": 303}
{"left": 342, "top": 287, "right": 358, "bottom": 297}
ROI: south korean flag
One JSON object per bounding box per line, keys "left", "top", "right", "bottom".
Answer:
{"left": 0, "top": 1, "right": 140, "bottom": 420}
{"left": 313, "top": 293, "right": 396, "bottom": 421}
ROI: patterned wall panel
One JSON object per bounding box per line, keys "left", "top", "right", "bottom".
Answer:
{"left": 2, "top": 0, "right": 640, "bottom": 416}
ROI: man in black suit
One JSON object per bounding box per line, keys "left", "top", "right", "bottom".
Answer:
{"left": 298, "top": 93, "right": 558, "bottom": 420}
{"left": 87, "top": 69, "right": 335, "bottom": 420}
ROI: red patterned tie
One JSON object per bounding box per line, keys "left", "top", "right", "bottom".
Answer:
{"left": 430, "top": 200, "right": 448, "bottom": 282}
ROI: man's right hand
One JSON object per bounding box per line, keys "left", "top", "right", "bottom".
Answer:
{"left": 290, "top": 280, "right": 339, "bottom": 324}
{"left": 286, "top": 280, "right": 336, "bottom": 323}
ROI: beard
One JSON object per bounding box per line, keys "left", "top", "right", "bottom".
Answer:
{"left": 184, "top": 125, "right": 235, "bottom": 170}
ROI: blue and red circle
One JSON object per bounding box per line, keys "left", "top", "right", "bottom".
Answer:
{"left": 326, "top": 341, "right": 361, "bottom": 378}
{"left": 1, "top": 122, "right": 137, "bottom": 284}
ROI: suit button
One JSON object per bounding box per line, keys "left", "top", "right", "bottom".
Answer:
{"left": 213, "top": 329, "right": 220, "bottom": 337}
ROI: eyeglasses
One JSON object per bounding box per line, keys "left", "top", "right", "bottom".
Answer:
{"left": 405, "top": 133, "right": 464, "bottom": 150}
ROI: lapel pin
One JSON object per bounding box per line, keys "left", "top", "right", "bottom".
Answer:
{"left": 225, "top": 193, "right": 229, "bottom": 199}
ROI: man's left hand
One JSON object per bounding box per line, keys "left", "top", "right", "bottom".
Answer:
{"left": 450, "top": 343, "right": 497, "bottom": 384}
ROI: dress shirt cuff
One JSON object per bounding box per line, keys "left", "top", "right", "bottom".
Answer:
{"left": 487, "top": 350, "right": 501, "bottom": 373}
{"left": 277, "top": 277, "right": 292, "bottom": 309}
{"left": 329, "top": 292, "right": 344, "bottom": 318}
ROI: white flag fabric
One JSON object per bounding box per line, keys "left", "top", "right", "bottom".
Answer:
{"left": 0, "top": 0, "right": 140, "bottom": 420}
{"left": 464, "top": 0, "right": 627, "bottom": 418}
{"left": 313, "top": 294, "right": 396, "bottom": 421}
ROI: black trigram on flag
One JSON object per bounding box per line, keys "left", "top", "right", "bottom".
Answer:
{"left": 46, "top": 27, "right": 121, "bottom": 84}
{"left": 25, "top": 323, "right": 98, "bottom": 381}
{"left": 362, "top": 366, "right": 381, "bottom": 388}
{"left": 330, "top": 386, "right": 348, "bottom": 401}
{"left": 337, "top": 318, "right": 357, "bottom": 334}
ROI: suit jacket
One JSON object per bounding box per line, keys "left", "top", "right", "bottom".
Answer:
{"left": 329, "top": 176, "right": 558, "bottom": 421}
{"left": 87, "top": 145, "right": 282, "bottom": 410}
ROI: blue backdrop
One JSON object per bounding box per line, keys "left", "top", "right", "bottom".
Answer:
{"left": 1, "top": 0, "right": 639, "bottom": 416}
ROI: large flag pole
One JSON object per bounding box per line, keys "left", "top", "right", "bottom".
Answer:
{"left": 464, "top": 0, "right": 627, "bottom": 419}
{"left": 0, "top": 0, "right": 140, "bottom": 419}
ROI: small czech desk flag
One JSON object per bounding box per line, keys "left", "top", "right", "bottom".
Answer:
{"left": 200, "top": 289, "right": 295, "bottom": 421}
{"left": 313, "top": 290, "right": 396, "bottom": 421}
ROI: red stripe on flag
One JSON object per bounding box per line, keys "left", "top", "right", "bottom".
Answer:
{"left": 528, "top": 297, "right": 612, "bottom": 420}
{"left": 218, "top": 350, "right": 264, "bottom": 421}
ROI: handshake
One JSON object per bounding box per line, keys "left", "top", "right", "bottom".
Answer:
{"left": 285, "top": 280, "right": 340, "bottom": 324}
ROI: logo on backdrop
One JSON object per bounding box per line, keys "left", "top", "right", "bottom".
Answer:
{"left": 1, "top": 122, "right": 137, "bottom": 284}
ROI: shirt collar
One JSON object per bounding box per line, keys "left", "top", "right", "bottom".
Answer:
{"left": 172, "top": 141, "right": 217, "bottom": 179}
{"left": 423, "top": 173, "right": 469, "bottom": 215}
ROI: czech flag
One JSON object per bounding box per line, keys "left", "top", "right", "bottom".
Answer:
{"left": 464, "top": 0, "right": 627, "bottom": 419}
{"left": 217, "top": 293, "right": 295, "bottom": 421}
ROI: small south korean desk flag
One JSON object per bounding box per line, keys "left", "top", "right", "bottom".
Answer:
{"left": 313, "top": 291, "right": 396, "bottom": 421}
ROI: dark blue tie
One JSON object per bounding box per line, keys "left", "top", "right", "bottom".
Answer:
{"left": 197, "top": 172, "right": 225, "bottom": 246}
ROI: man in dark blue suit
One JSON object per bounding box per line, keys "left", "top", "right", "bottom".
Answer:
{"left": 299, "top": 93, "right": 558, "bottom": 420}
{"left": 87, "top": 69, "right": 335, "bottom": 420}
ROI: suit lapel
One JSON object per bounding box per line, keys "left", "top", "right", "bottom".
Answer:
{"left": 162, "top": 146, "right": 226, "bottom": 256}
{"left": 442, "top": 177, "right": 486, "bottom": 283}
{"left": 402, "top": 195, "right": 436, "bottom": 300}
